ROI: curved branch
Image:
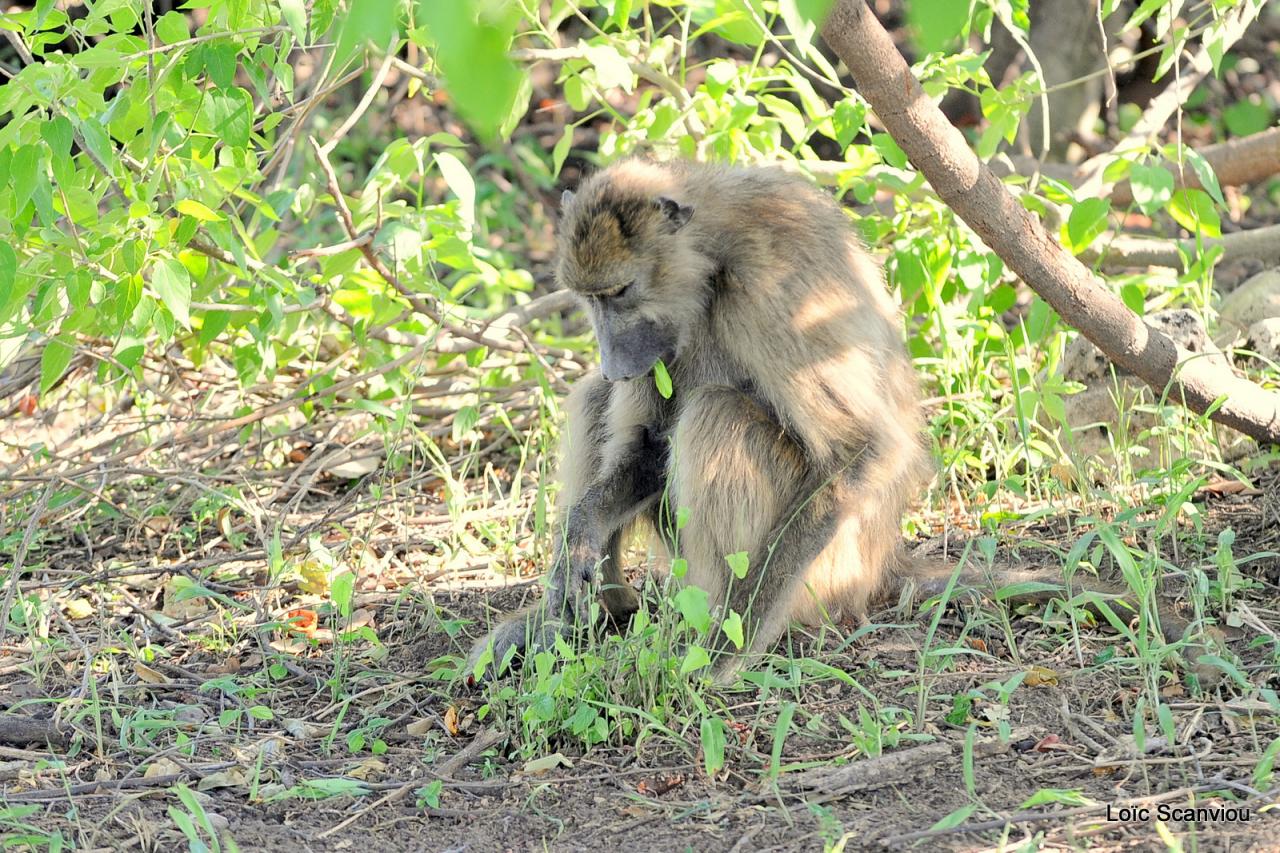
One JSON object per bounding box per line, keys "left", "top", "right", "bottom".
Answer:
{"left": 822, "top": 0, "right": 1280, "bottom": 445}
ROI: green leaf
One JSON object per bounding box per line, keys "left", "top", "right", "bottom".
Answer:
{"left": 151, "top": 258, "right": 192, "bottom": 328}
{"left": 1222, "top": 98, "right": 1272, "bottom": 137}
{"left": 1020, "top": 788, "right": 1094, "bottom": 809}
{"left": 418, "top": 0, "right": 523, "bottom": 139}
{"left": 929, "top": 803, "right": 977, "bottom": 832}
{"left": 583, "top": 43, "right": 634, "bottom": 93}
{"left": 201, "top": 43, "right": 238, "bottom": 88}
{"left": 700, "top": 717, "right": 726, "bottom": 775}
{"left": 155, "top": 11, "right": 189, "bottom": 44}
{"left": 1168, "top": 188, "right": 1221, "bottom": 238}
{"left": 721, "top": 611, "right": 744, "bottom": 649}
{"left": 552, "top": 125, "right": 574, "bottom": 177}
{"left": 10, "top": 145, "right": 39, "bottom": 214}
{"left": 331, "top": 570, "right": 355, "bottom": 618}
{"left": 280, "top": 0, "right": 309, "bottom": 43}
{"left": 434, "top": 151, "right": 475, "bottom": 234}
{"left": 674, "top": 585, "right": 711, "bottom": 633}
{"left": 871, "top": 132, "right": 908, "bottom": 168}
{"left": 175, "top": 199, "right": 224, "bottom": 222}
{"left": 778, "top": 0, "right": 835, "bottom": 54}
{"left": 1062, "top": 198, "right": 1111, "bottom": 254}
{"left": 332, "top": 0, "right": 398, "bottom": 71}
{"left": 906, "top": 0, "right": 970, "bottom": 55}
{"left": 40, "top": 117, "right": 74, "bottom": 160}
{"left": 0, "top": 244, "right": 14, "bottom": 314}
{"left": 654, "top": 359, "right": 673, "bottom": 398}
{"left": 196, "top": 90, "right": 253, "bottom": 147}
{"left": 40, "top": 335, "right": 75, "bottom": 395}
{"left": 416, "top": 779, "right": 444, "bottom": 809}
{"left": 1128, "top": 163, "right": 1173, "bottom": 216}
{"left": 681, "top": 644, "right": 712, "bottom": 675}
{"left": 994, "top": 580, "right": 1062, "bottom": 601}
{"left": 1177, "top": 147, "right": 1225, "bottom": 208}
{"left": 768, "top": 702, "right": 796, "bottom": 777}
{"left": 831, "top": 98, "right": 865, "bottom": 148}
{"left": 725, "top": 551, "right": 749, "bottom": 579}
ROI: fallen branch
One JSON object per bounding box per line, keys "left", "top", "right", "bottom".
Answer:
{"left": 822, "top": 0, "right": 1280, "bottom": 445}
{"left": 782, "top": 742, "right": 952, "bottom": 795}
{"left": 0, "top": 715, "right": 68, "bottom": 748}
{"left": 996, "top": 127, "right": 1280, "bottom": 205}
{"left": 1108, "top": 126, "right": 1280, "bottom": 206}
{"left": 1088, "top": 222, "right": 1280, "bottom": 271}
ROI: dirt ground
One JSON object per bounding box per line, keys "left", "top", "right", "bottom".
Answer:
{"left": 3, "top": 453, "right": 1279, "bottom": 852}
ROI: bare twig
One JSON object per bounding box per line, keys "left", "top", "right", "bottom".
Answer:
{"left": 318, "top": 44, "right": 397, "bottom": 156}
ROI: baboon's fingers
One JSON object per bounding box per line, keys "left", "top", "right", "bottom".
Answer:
{"left": 464, "top": 609, "right": 567, "bottom": 685}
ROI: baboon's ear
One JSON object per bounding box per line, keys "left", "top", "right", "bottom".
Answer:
{"left": 656, "top": 197, "right": 693, "bottom": 232}
{"left": 561, "top": 190, "right": 575, "bottom": 209}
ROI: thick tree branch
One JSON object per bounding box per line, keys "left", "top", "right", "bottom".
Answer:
{"left": 822, "top": 0, "right": 1280, "bottom": 445}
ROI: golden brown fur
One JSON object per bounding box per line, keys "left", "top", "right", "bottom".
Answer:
{"left": 468, "top": 159, "right": 933, "bottom": 681}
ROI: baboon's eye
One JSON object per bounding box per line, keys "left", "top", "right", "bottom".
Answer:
{"left": 613, "top": 283, "right": 633, "bottom": 299}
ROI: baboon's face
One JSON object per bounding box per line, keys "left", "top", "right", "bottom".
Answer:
{"left": 558, "top": 192, "right": 694, "bottom": 383}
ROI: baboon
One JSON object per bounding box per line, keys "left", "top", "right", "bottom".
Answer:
{"left": 467, "top": 158, "right": 932, "bottom": 682}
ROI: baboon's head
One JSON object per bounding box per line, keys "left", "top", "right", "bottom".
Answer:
{"left": 557, "top": 172, "right": 704, "bottom": 383}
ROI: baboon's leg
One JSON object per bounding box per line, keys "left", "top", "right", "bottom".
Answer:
{"left": 672, "top": 386, "right": 903, "bottom": 682}
{"left": 467, "top": 374, "right": 661, "bottom": 677}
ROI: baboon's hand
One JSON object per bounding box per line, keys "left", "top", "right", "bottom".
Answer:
{"left": 464, "top": 534, "right": 607, "bottom": 685}
{"left": 464, "top": 610, "right": 567, "bottom": 685}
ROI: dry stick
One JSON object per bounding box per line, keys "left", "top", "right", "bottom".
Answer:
{"left": 318, "top": 45, "right": 397, "bottom": 157}
{"left": 781, "top": 741, "right": 952, "bottom": 796}
{"left": 821, "top": 0, "right": 1280, "bottom": 445}
{"left": 0, "top": 716, "right": 69, "bottom": 748}
{"left": 1107, "top": 126, "right": 1280, "bottom": 206}
{"left": 1089, "top": 221, "right": 1280, "bottom": 271}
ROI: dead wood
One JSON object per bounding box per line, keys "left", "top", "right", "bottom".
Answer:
{"left": 0, "top": 715, "right": 69, "bottom": 747}
{"left": 822, "top": 0, "right": 1280, "bottom": 446}
{"left": 782, "top": 742, "right": 952, "bottom": 795}
{"left": 1089, "top": 222, "right": 1280, "bottom": 271}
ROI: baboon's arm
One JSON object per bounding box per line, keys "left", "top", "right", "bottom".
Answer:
{"left": 547, "top": 425, "right": 668, "bottom": 618}
{"left": 467, "top": 425, "right": 666, "bottom": 678}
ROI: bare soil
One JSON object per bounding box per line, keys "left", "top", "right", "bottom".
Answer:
{"left": 3, "top": 456, "right": 1279, "bottom": 852}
